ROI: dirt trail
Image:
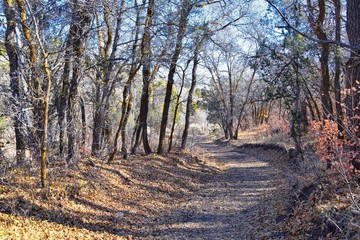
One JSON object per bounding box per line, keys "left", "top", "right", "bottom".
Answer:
{"left": 139, "top": 139, "right": 285, "bottom": 239}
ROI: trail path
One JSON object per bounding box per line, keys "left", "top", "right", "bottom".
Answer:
{"left": 140, "top": 139, "right": 285, "bottom": 239}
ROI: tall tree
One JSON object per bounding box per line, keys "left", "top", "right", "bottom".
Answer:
{"left": 108, "top": 0, "right": 142, "bottom": 162}
{"left": 3, "top": 0, "right": 27, "bottom": 162}
{"left": 91, "top": 0, "right": 126, "bottom": 157}
{"left": 67, "top": 0, "right": 94, "bottom": 163}
{"left": 132, "top": 0, "right": 155, "bottom": 155}
{"left": 157, "top": 0, "right": 193, "bottom": 154}
{"left": 181, "top": 37, "right": 201, "bottom": 149}
{"left": 306, "top": 0, "right": 333, "bottom": 118}
{"left": 16, "top": 0, "right": 42, "bottom": 156}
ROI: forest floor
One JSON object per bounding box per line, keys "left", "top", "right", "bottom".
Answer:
{"left": 0, "top": 127, "right": 359, "bottom": 239}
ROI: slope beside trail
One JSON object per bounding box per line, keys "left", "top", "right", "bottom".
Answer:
{"left": 138, "top": 139, "right": 286, "bottom": 239}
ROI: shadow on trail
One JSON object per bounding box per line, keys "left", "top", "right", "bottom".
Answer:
{"left": 134, "top": 141, "right": 285, "bottom": 239}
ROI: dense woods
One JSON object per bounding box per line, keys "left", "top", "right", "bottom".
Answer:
{"left": 0, "top": 0, "right": 359, "bottom": 238}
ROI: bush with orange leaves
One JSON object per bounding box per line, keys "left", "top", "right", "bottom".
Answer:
{"left": 311, "top": 119, "right": 359, "bottom": 176}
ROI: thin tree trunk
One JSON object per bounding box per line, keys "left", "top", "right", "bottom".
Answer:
{"left": 40, "top": 52, "right": 51, "bottom": 188}
{"left": 80, "top": 95, "right": 86, "bottom": 148}
{"left": 108, "top": 73, "right": 137, "bottom": 163}
{"left": 57, "top": 30, "right": 74, "bottom": 156}
{"left": 91, "top": 0, "right": 126, "bottom": 156}
{"left": 234, "top": 66, "right": 257, "bottom": 139}
{"left": 181, "top": 46, "right": 200, "bottom": 149}
{"left": 334, "top": 0, "right": 344, "bottom": 134}
{"left": 121, "top": 93, "right": 133, "bottom": 159}
{"left": 169, "top": 60, "right": 189, "bottom": 152}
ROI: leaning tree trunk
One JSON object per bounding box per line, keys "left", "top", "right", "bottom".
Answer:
{"left": 158, "top": 0, "right": 192, "bottom": 154}
{"left": 108, "top": 72, "right": 137, "bottom": 163}
{"left": 234, "top": 66, "right": 257, "bottom": 139}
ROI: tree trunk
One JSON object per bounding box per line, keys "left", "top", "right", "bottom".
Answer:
{"left": 234, "top": 66, "right": 257, "bottom": 139}
{"left": 158, "top": 0, "right": 192, "bottom": 154}
{"left": 121, "top": 93, "right": 133, "bottom": 159}
{"left": 181, "top": 46, "right": 200, "bottom": 149}
{"left": 334, "top": 0, "right": 344, "bottom": 134}
{"left": 40, "top": 52, "right": 51, "bottom": 188}
{"left": 345, "top": 0, "right": 360, "bottom": 128}
{"left": 307, "top": 0, "right": 333, "bottom": 118}
{"left": 108, "top": 73, "right": 137, "bottom": 163}
{"left": 3, "top": 0, "right": 27, "bottom": 163}
{"left": 169, "top": 60, "right": 189, "bottom": 152}
{"left": 67, "top": 0, "right": 93, "bottom": 164}
{"left": 57, "top": 27, "right": 74, "bottom": 156}
{"left": 16, "top": 0, "right": 42, "bottom": 158}
{"left": 132, "top": 0, "right": 155, "bottom": 155}
{"left": 91, "top": 0, "right": 126, "bottom": 157}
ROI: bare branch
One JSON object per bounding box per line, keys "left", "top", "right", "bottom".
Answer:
{"left": 265, "top": 0, "right": 360, "bottom": 50}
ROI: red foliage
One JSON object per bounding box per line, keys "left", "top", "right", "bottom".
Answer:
{"left": 311, "top": 118, "right": 359, "bottom": 176}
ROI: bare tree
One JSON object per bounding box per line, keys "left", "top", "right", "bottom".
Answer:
{"left": 67, "top": 0, "right": 94, "bottom": 164}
